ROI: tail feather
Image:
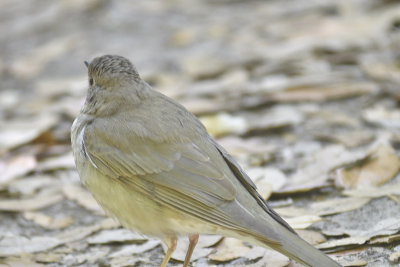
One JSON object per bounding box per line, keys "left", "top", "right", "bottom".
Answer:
{"left": 259, "top": 225, "right": 341, "bottom": 267}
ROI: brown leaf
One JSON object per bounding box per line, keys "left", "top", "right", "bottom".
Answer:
{"left": 336, "top": 144, "right": 400, "bottom": 189}
{"left": 284, "top": 145, "right": 368, "bottom": 191}
{"left": 208, "top": 237, "right": 251, "bottom": 262}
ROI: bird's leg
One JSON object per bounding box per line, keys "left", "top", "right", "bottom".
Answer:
{"left": 161, "top": 236, "right": 177, "bottom": 267}
{"left": 183, "top": 234, "right": 199, "bottom": 267}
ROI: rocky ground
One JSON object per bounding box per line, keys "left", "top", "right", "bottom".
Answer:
{"left": 0, "top": 0, "right": 400, "bottom": 266}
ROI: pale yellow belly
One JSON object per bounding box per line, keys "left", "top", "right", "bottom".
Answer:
{"left": 80, "top": 162, "right": 222, "bottom": 239}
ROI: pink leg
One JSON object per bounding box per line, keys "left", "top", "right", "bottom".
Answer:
{"left": 161, "top": 236, "right": 177, "bottom": 267}
{"left": 183, "top": 234, "right": 199, "bottom": 267}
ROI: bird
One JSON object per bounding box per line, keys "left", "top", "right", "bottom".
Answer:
{"left": 71, "top": 54, "right": 341, "bottom": 267}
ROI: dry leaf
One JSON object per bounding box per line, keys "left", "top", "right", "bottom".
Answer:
{"left": 200, "top": 113, "right": 247, "bottom": 137}
{"left": 0, "top": 113, "right": 58, "bottom": 153}
{"left": 363, "top": 106, "right": 400, "bottom": 129}
{"left": 55, "top": 218, "right": 119, "bottom": 244}
{"left": 319, "top": 198, "right": 400, "bottom": 239}
{"left": 276, "top": 182, "right": 330, "bottom": 195}
{"left": 180, "top": 97, "right": 225, "bottom": 115}
{"left": 245, "top": 105, "right": 304, "bottom": 132}
{"left": 389, "top": 250, "right": 400, "bottom": 263}
{"left": 311, "top": 110, "right": 359, "bottom": 127}
{"left": 243, "top": 246, "right": 267, "bottom": 261}
{"left": 108, "top": 257, "right": 143, "bottom": 267}
{"left": 87, "top": 228, "right": 147, "bottom": 244}
{"left": 285, "top": 145, "right": 368, "bottom": 190}
{"left": 254, "top": 181, "right": 272, "bottom": 200}
{"left": 65, "top": 247, "right": 110, "bottom": 266}
{"left": 208, "top": 237, "right": 251, "bottom": 262}
{"left": 217, "top": 136, "right": 277, "bottom": 156}
{"left": 0, "top": 155, "right": 37, "bottom": 185}
{"left": 182, "top": 54, "right": 227, "bottom": 79}
{"left": 317, "top": 236, "right": 369, "bottom": 250}
{"left": 343, "top": 183, "right": 400, "bottom": 198}
{"left": 246, "top": 248, "right": 290, "bottom": 267}
{"left": 248, "top": 167, "right": 287, "bottom": 191}
{"left": 0, "top": 259, "right": 48, "bottom": 267}
{"left": 369, "top": 233, "right": 400, "bottom": 244}
{"left": 314, "top": 129, "right": 374, "bottom": 148}
{"left": 285, "top": 215, "right": 323, "bottom": 229}
{"left": 23, "top": 211, "right": 74, "bottom": 230}
{"left": 248, "top": 166, "right": 288, "bottom": 200}
{"left": 336, "top": 144, "right": 400, "bottom": 189}
{"left": 62, "top": 183, "right": 103, "bottom": 214}
{"left": 275, "top": 197, "right": 370, "bottom": 217}
{"left": 35, "top": 252, "right": 62, "bottom": 263}
{"left": 266, "top": 82, "right": 377, "bottom": 103}
{"left": 0, "top": 191, "right": 63, "bottom": 212}
{"left": 341, "top": 259, "right": 368, "bottom": 266}
{"left": 38, "top": 152, "right": 76, "bottom": 171}
{"left": 8, "top": 175, "right": 59, "bottom": 195}
{"left": 296, "top": 230, "right": 327, "bottom": 245}
{"left": 0, "top": 234, "right": 62, "bottom": 256}
{"left": 109, "top": 240, "right": 161, "bottom": 258}
{"left": 182, "top": 68, "right": 248, "bottom": 97}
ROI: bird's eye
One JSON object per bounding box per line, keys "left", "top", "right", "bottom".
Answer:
{"left": 89, "top": 78, "right": 94, "bottom": 86}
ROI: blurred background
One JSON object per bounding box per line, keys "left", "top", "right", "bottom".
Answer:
{"left": 1, "top": 0, "right": 400, "bottom": 266}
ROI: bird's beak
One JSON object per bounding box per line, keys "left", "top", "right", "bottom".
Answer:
{"left": 84, "top": 61, "right": 90, "bottom": 68}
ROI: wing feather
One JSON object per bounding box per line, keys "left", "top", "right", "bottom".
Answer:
{"left": 83, "top": 123, "right": 237, "bottom": 207}
{"left": 81, "top": 118, "right": 281, "bottom": 246}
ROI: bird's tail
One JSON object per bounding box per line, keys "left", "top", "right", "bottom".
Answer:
{"left": 256, "top": 222, "right": 341, "bottom": 267}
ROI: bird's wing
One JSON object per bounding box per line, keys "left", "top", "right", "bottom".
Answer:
{"left": 211, "top": 139, "right": 296, "bottom": 233}
{"left": 82, "top": 119, "right": 284, "bottom": 244}
{"left": 83, "top": 120, "right": 237, "bottom": 209}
